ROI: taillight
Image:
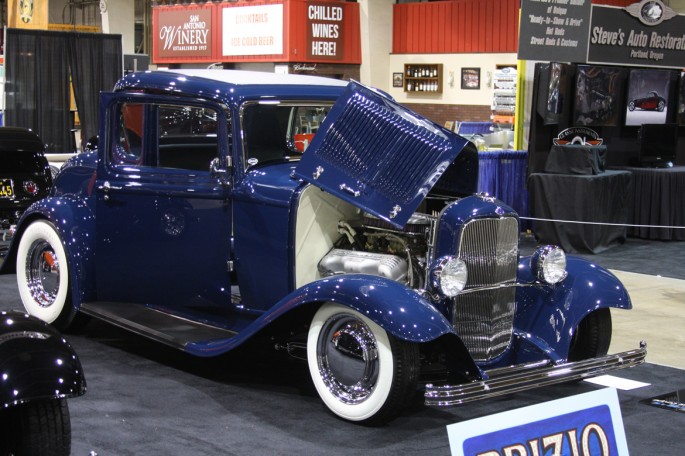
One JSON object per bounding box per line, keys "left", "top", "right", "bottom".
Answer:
{"left": 23, "top": 180, "right": 39, "bottom": 195}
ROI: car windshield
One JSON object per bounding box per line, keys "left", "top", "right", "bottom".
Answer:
{"left": 242, "top": 102, "right": 332, "bottom": 168}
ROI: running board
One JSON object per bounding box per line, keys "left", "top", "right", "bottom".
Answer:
{"left": 80, "top": 301, "right": 238, "bottom": 351}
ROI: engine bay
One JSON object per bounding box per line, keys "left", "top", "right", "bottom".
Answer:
{"left": 318, "top": 212, "right": 435, "bottom": 289}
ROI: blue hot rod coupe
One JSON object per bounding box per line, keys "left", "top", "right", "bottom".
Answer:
{"left": 1, "top": 70, "right": 645, "bottom": 424}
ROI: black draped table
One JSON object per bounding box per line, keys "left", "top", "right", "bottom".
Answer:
{"left": 544, "top": 144, "right": 607, "bottom": 175}
{"left": 615, "top": 166, "right": 685, "bottom": 241}
{"left": 528, "top": 170, "right": 632, "bottom": 254}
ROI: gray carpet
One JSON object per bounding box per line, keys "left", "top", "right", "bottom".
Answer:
{"left": 521, "top": 233, "right": 685, "bottom": 280}
{"left": 1, "top": 236, "right": 684, "bottom": 455}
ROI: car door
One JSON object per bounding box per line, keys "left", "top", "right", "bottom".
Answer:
{"left": 94, "top": 93, "right": 235, "bottom": 320}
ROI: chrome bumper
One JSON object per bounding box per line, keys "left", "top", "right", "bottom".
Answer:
{"left": 425, "top": 342, "right": 647, "bottom": 407}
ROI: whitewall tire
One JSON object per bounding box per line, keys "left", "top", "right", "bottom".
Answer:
{"left": 307, "top": 302, "right": 419, "bottom": 424}
{"left": 16, "top": 220, "right": 73, "bottom": 329}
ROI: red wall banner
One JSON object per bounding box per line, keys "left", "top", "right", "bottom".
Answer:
{"left": 152, "top": 0, "right": 360, "bottom": 65}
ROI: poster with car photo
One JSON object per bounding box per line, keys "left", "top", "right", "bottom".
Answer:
{"left": 573, "top": 65, "right": 625, "bottom": 127}
{"left": 625, "top": 69, "right": 671, "bottom": 126}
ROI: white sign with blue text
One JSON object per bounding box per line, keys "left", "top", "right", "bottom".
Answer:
{"left": 446, "top": 388, "right": 629, "bottom": 456}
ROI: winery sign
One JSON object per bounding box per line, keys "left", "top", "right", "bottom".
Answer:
{"left": 156, "top": 7, "right": 213, "bottom": 58}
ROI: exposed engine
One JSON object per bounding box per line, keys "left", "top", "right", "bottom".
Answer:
{"left": 318, "top": 212, "right": 434, "bottom": 289}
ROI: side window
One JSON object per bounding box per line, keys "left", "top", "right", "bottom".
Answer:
{"left": 290, "top": 106, "right": 330, "bottom": 152}
{"left": 242, "top": 103, "right": 332, "bottom": 167}
{"left": 157, "top": 105, "right": 220, "bottom": 172}
{"left": 110, "top": 101, "right": 226, "bottom": 172}
{"left": 111, "top": 103, "right": 144, "bottom": 166}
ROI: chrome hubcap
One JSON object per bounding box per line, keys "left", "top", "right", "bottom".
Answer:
{"left": 25, "top": 240, "right": 61, "bottom": 307}
{"left": 317, "top": 314, "right": 379, "bottom": 404}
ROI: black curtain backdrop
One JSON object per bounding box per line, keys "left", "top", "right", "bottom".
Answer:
{"left": 69, "top": 33, "right": 123, "bottom": 145}
{"left": 4, "top": 29, "right": 122, "bottom": 153}
{"left": 5, "top": 29, "right": 70, "bottom": 154}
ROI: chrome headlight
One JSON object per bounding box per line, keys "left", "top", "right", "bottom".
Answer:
{"left": 432, "top": 256, "right": 468, "bottom": 297}
{"left": 532, "top": 246, "right": 567, "bottom": 284}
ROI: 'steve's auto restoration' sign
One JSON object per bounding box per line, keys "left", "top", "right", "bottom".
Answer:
{"left": 519, "top": 0, "right": 685, "bottom": 69}
{"left": 589, "top": 0, "right": 685, "bottom": 68}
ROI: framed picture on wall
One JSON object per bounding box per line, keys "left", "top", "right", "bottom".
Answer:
{"left": 461, "top": 68, "right": 480, "bottom": 90}
{"left": 573, "top": 65, "right": 626, "bottom": 127}
{"left": 393, "top": 72, "right": 403, "bottom": 88}
{"left": 625, "top": 68, "right": 671, "bottom": 126}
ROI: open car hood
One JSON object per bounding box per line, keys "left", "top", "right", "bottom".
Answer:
{"left": 293, "top": 81, "right": 476, "bottom": 229}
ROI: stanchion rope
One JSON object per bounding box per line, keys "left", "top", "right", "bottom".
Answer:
{"left": 520, "top": 216, "right": 685, "bottom": 230}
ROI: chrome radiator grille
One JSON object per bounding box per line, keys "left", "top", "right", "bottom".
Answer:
{"left": 452, "top": 217, "right": 519, "bottom": 361}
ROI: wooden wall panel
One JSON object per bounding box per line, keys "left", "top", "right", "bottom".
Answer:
{"left": 393, "top": 0, "right": 520, "bottom": 54}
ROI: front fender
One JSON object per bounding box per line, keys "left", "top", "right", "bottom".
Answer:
{"left": 0, "top": 311, "right": 86, "bottom": 408}
{"left": 0, "top": 196, "right": 96, "bottom": 307}
{"left": 515, "top": 255, "right": 632, "bottom": 361}
{"left": 186, "top": 275, "right": 481, "bottom": 377}
{"left": 273, "top": 274, "right": 456, "bottom": 342}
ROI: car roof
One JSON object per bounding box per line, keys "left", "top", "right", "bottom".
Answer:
{"left": 0, "top": 127, "right": 44, "bottom": 153}
{"left": 114, "top": 70, "right": 349, "bottom": 102}
{"left": 171, "top": 69, "right": 349, "bottom": 87}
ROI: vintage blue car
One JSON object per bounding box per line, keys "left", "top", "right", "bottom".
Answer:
{"left": 1, "top": 70, "right": 645, "bottom": 424}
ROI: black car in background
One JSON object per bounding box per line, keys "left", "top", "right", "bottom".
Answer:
{"left": 0, "top": 311, "right": 86, "bottom": 455}
{"left": 0, "top": 127, "right": 53, "bottom": 246}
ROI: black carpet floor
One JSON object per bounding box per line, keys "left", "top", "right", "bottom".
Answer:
{"left": 1, "top": 237, "right": 684, "bottom": 455}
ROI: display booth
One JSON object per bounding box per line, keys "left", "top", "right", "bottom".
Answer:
{"left": 527, "top": 62, "right": 685, "bottom": 251}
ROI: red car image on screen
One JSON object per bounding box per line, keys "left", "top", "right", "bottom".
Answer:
{"left": 628, "top": 91, "right": 666, "bottom": 112}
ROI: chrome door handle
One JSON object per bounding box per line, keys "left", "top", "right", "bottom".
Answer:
{"left": 100, "top": 181, "right": 121, "bottom": 201}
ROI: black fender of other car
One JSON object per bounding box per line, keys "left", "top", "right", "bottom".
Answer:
{"left": 0, "top": 311, "right": 86, "bottom": 408}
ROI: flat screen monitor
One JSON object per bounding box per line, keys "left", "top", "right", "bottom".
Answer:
{"left": 638, "top": 123, "right": 678, "bottom": 167}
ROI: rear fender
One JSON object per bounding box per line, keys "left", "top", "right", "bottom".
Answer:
{"left": 0, "top": 197, "right": 96, "bottom": 308}
{"left": 514, "top": 256, "right": 632, "bottom": 361}
{"left": 0, "top": 311, "right": 86, "bottom": 408}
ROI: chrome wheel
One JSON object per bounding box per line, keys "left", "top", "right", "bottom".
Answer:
{"left": 307, "top": 303, "right": 419, "bottom": 424}
{"left": 25, "top": 240, "right": 61, "bottom": 307}
{"left": 17, "top": 220, "right": 74, "bottom": 329}
{"left": 316, "top": 313, "right": 380, "bottom": 404}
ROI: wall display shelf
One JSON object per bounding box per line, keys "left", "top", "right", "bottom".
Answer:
{"left": 492, "top": 66, "right": 517, "bottom": 126}
{"left": 404, "top": 63, "right": 443, "bottom": 93}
